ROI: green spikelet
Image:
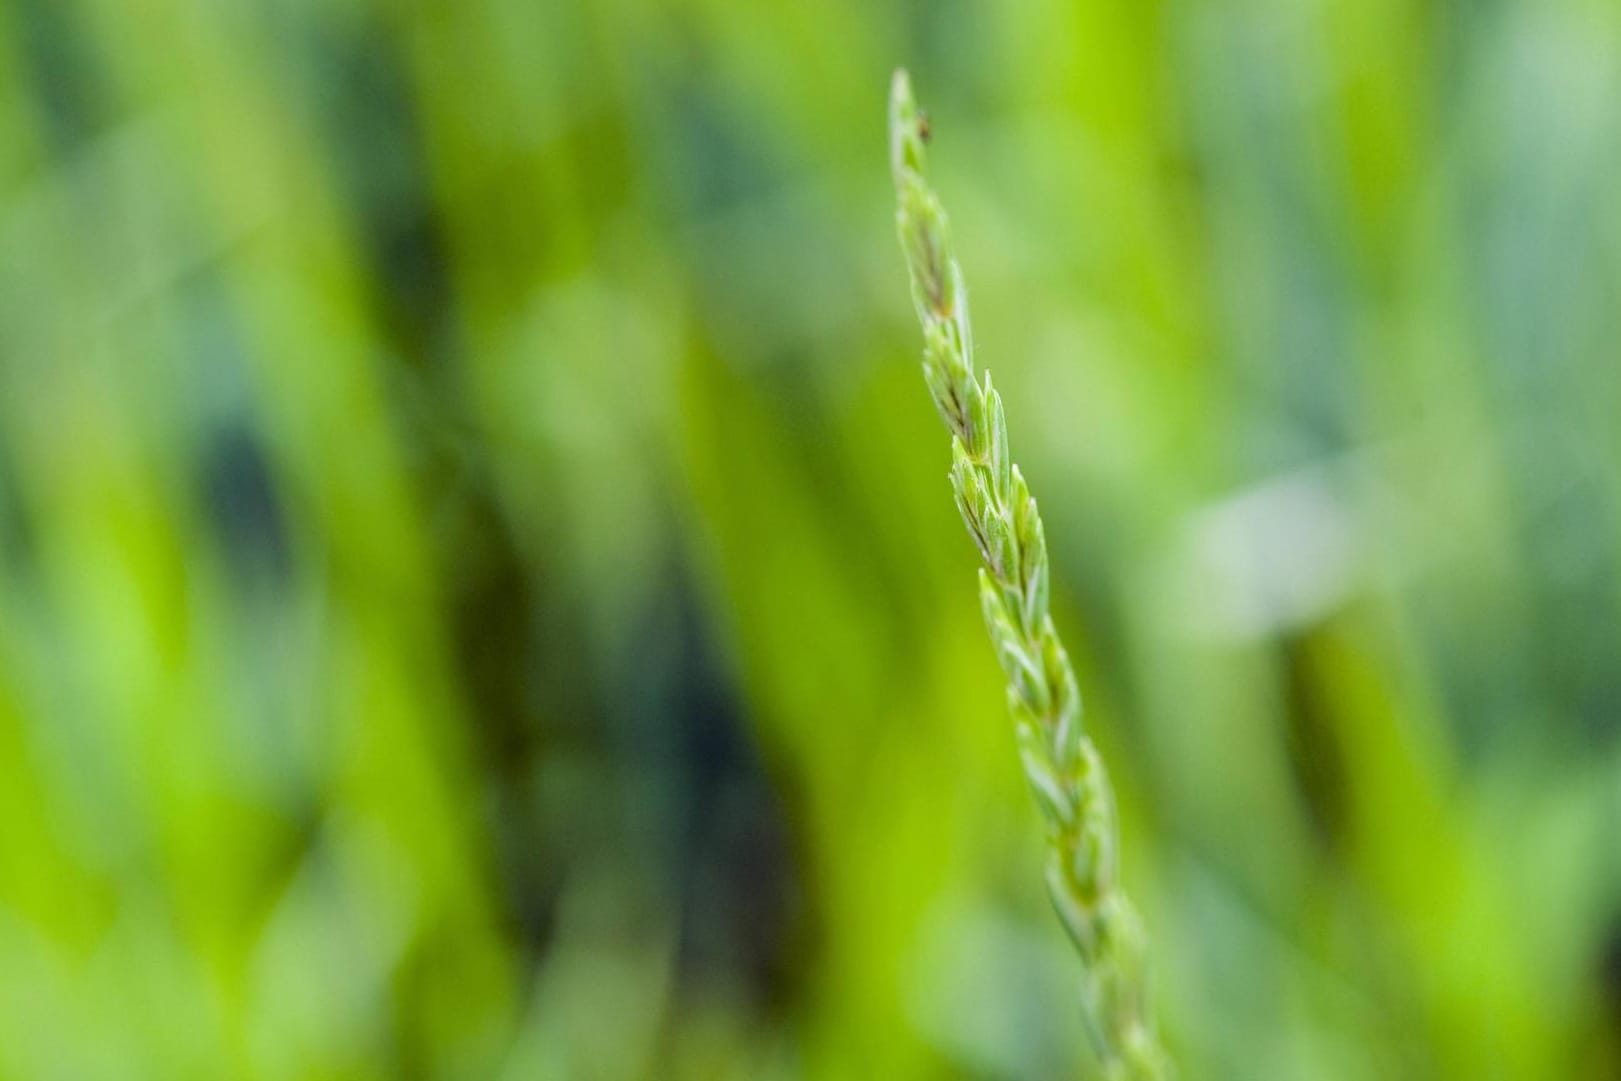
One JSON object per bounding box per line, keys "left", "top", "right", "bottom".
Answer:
{"left": 889, "top": 68, "right": 1172, "bottom": 1080}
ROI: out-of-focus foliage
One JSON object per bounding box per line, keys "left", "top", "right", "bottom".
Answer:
{"left": 1, "top": 1, "right": 1619, "bottom": 1079}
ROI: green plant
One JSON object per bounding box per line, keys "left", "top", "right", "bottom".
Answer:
{"left": 888, "top": 70, "right": 1171, "bottom": 1080}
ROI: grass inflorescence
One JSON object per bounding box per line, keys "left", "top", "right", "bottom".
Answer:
{"left": 888, "top": 69, "right": 1171, "bottom": 1080}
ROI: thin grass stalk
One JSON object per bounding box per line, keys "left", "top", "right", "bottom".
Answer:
{"left": 888, "top": 69, "right": 1171, "bottom": 1080}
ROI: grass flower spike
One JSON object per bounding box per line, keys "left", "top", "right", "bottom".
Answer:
{"left": 889, "top": 69, "right": 1171, "bottom": 1079}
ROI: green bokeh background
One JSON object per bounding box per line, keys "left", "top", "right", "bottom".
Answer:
{"left": 3, "top": 1, "right": 1620, "bottom": 1078}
